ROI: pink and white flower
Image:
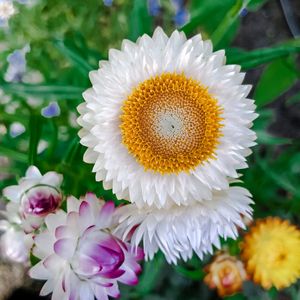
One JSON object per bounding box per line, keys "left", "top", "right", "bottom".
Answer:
{"left": 0, "top": 202, "right": 33, "bottom": 264}
{"left": 29, "top": 194, "right": 144, "bottom": 300}
{"left": 2, "top": 166, "right": 63, "bottom": 232}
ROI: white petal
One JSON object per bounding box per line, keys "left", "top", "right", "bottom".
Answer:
{"left": 2, "top": 185, "right": 22, "bottom": 202}
{"left": 25, "top": 166, "right": 42, "bottom": 179}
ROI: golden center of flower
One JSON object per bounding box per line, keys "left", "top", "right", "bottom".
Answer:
{"left": 120, "top": 73, "right": 223, "bottom": 174}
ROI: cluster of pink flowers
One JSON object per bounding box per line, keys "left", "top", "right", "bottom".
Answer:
{"left": 0, "top": 166, "right": 144, "bottom": 300}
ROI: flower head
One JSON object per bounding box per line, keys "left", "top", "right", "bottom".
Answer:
{"left": 29, "top": 194, "right": 144, "bottom": 300}
{"left": 171, "top": 0, "right": 189, "bottom": 26}
{"left": 3, "top": 166, "right": 63, "bottom": 232}
{"left": 4, "top": 44, "right": 30, "bottom": 82}
{"left": 148, "top": 0, "right": 161, "bottom": 16}
{"left": 78, "top": 27, "right": 257, "bottom": 209}
{"left": 0, "top": 202, "right": 33, "bottom": 264}
{"left": 0, "top": 0, "right": 15, "bottom": 28}
{"left": 204, "top": 252, "right": 248, "bottom": 297}
{"left": 241, "top": 217, "right": 300, "bottom": 290}
{"left": 41, "top": 102, "right": 61, "bottom": 118}
{"left": 115, "top": 187, "right": 253, "bottom": 264}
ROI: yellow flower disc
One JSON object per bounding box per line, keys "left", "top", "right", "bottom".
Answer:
{"left": 120, "top": 73, "right": 223, "bottom": 174}
{"left": 241, "top": 217, "right": 300, "bottom": 290}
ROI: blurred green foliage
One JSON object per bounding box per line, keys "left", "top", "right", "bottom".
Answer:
{"left": 0, "top": 0, "right": 300, "bottom": 299}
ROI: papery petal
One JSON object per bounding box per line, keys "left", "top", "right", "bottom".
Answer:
{"left": 54, "top": 238, "right": 77, "bottom": 260}
{"left": 29, "top": 261, "right": 50, "bottom": 280}
{"left": 45, "top": 210, "right": 66, "bottom": 233}
{"left": 25, "top": 166, "right": 42, "bottom": 179}
{"left": 2, "top": 185, "right": 22, "bottom": 202}
{"left": 41, "top": 171, "right": 63, "bottom": 187}
{"left": 97, "top": 201, "right": 115, "bottom": 228}
{"left": 67, "top": 195, "right": 81, "bottom": 213}
{"left": 40, "top": 279, "right": 54, "bottom": 296}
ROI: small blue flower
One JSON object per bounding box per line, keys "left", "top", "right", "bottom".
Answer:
{"left": 171, "top": 0, "right": 189, "bottom": 27}
{"left": 15, "top": 0, "right": 29, "bottom": 4}
{"left": 148, "top": 0, "right": 161, "bottom": 16}
{"left": 103, "top": 0, "right": 113, "bottom": 7}
{"left": 41, "top": 102, "right": 61, "bottom": 118}
{"left": 4, "top": 44, "right": 30, "bottom": 82}
{"left": 239, "top": 7, "right": 248, "bottom": 17}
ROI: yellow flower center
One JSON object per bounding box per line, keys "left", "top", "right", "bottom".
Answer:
{"left": 120, "top": 73, "right": 223, "bottom": 174}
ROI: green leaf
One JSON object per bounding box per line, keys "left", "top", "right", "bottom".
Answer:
{"left": 182, "top": 0, "right": 236, "bottom": 36}
{"left": 134, "top": 252, "right": 165, "bottom": 296}
{"left": 211, "top": 0, "right": 246, "bottom": 48}
{"left": 226, "top": 41, "right": 300, "bottom": 69}
{"left": 0, "top": 145, "right": 28, "bottom": 163}
{"left": 174, "top": 265, "right": 205, "bottom": 280}
{"left": 255, "top": 130, "right": 291, "bottom": 145}
{"left": 0, "top": 83, "right": 85, "bottom": 100}
{"left": 28, "top": 113, "right": 43, "bottom": 165}
{"left": 248, "top": 0, "right": 269, "bottom": 10}
{"left": 255, "top": 153, "right": 300, "bottom": 198}
{"left": 254, "top": 57, "right": 298, "bottom": 106}
{"left": 53, "top": 39, "right": 93, "bottom": 76}
{"left": 225, "top": 294, "right": 247, "bottom": 300}
{"left": 30, "top": 252, "right": 41, "bottom": 266}
{"left": 129, "top": 0, "right": 153, "bottom": 42}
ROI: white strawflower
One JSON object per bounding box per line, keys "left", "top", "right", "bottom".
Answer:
{"left": 2, "top": 166, "right": 63, "bottom": 233}
{"left": 115, "top": 186, "right": 253, "bottom": 264}
{"left": 77, "top": 27, "right": 257, "bottom": 208}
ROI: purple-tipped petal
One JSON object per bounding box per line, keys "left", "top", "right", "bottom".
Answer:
{"left": 79, "top": 201, "right": 91, "bottom": 218}
{"left": 106, "top": 283, "right": 120, "bottom": 298}
{"left": 118, "top": 267, "right": 139, "bottom": 286}
{"left": 55, "top": 225, "right": 74, "bottom": 239}
{"left": 54, "top": 238, "right": 77, "bottom": 260}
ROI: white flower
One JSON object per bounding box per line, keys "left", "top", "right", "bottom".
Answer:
{"left": 29, "top": 194, "right": 144, "bottom": 300}
{"left": 78, "top": 27, "right": 257, "bottom": 208}
{"left": 115, "top": 186, "right": 253, "bottom": 264}
{"left": 2, "top": 166, "right": 63, "bottom": 233}
{"left": 0, "top": 202, "right": 33, "bottom": 264}
{"left": 9, "top": 121, "right": 25, "bottom": 137}
{"left": 0, "top": 0, "right": 15, "bottom": 28}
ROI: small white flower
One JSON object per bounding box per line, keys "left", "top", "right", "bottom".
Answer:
{"left": 78, "top": 27, "right": 257, "bottom": 209}
{"left": 29, "top": 194, "right": 144, "bottom": 300}
{"left": 115, "top": 186, "right": 253, "bottom": 264}
{"left": 2, "top": 166, "right": 63, "bottom": 233}
{"left": 0, "top": 0, "right": 15, "bottom": 28}
{"left": 9, "top": 121, "right": 25, "bottom": 137}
